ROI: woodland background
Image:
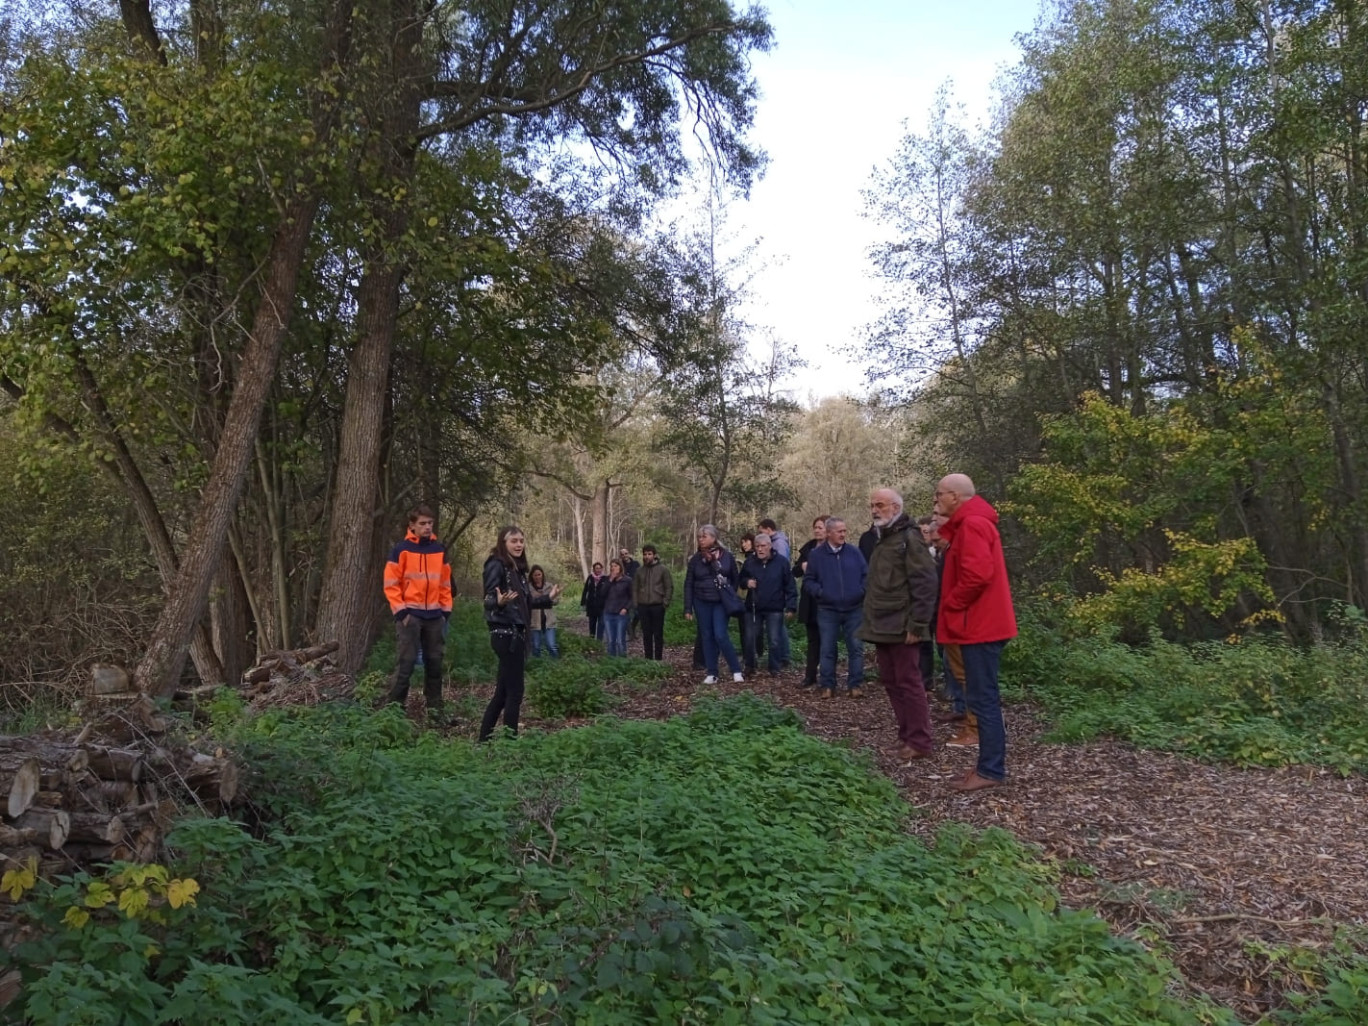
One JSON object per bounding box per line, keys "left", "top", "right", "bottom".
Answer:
{"left": 4, "top": 0, "right": 1368, "bottom": 701}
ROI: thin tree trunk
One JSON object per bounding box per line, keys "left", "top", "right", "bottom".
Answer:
{"left": 591, "top": 480, "right": 609, "bottom": 567}
{"left": 573, "top": 494, "right": 588, "bottom": 577}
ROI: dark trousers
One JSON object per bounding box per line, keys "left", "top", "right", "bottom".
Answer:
{"left": 586, "top": 609, "right": 603, "bottom": 639}
{"left": 875, "top": 642, "right": 932, "bottom": 753}
{"left": 480, "top": 630, "right": 527, "bottom": 740}
{"left": 384, "top": 615, "right": 446, "bottom": 709}
{"left": 733, "top": 611, "right": 754, "bottom": 671}
{"left": 638, "top": 603, "right": 666, "bottom": 660}
{"left": 802, "top": 619, "right": 821, "bottom": 684}
{"left": 918, "top": 640, "right": 935, "bottom": 693}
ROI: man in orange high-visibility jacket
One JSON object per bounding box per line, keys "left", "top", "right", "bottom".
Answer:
{"left": 379, "top": 505, "right": 453, "bottom": 721}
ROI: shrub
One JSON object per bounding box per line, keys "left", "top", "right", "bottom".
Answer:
{"left": 1002, "top": 602, "right": 1368, "bottom": 774}
{"left": 526, "top": 655, "right": 609, "bottom": 718}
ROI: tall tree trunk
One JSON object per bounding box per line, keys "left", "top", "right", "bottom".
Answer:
{"left": 591, "top": 480, "right": 609, "bottom": 567}
{"left": 210, "top": 548, "right": 252, "bottom": 684}
{"left": 573, "top": 494, "right": 588, "bottom": 578}
{"left": 314, "top": 0, "right": 422, "bottom": 675}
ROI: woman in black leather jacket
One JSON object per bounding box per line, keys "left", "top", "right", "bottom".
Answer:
{"left": 480, "top": 525, "right": 561, "bottom": 740}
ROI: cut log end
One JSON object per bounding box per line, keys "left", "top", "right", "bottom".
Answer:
{"left": 5, "top": 759, "right": 40, "bottom": 819}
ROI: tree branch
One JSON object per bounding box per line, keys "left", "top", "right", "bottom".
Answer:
{"left": 417, "top": 23, "right": 736, "bottom": 141}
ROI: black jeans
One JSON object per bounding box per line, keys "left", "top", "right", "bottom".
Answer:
{"left": 638, "top": 603, "right": 666, "bottom": 660}
{"left": 384, "top": 615, "right": 446, "bottom": 709}
{"left": 586, "top": 609, "right": 602, "bottom": 639}
{"left": 802, "top": 618, "right": 821, "bottom": 685}
{"left": 480, "top": 630, "right": 527, "bottom": 740}
{"left": 731, "top": 611, "right": 758, "bottom": 671}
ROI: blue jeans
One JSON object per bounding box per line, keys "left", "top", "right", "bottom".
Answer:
{"left": 603, "top": 613, "right": 628, "bottom": 657}
{"left": 960, "top": 640, "right": 1008, "bottom": 781}
{"left": 695, "top": 599, "right": 741, "bottom": 676}
{"left": 749, "top": 611, "right": 787, "bottom": 672}
{"left": 816, "top": 605, "right": 864, "bottom": 692}
{"left": 531, "top": 627, "right": 559, "bottom": 658}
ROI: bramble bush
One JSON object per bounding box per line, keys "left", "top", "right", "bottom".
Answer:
{"left": 1, "top": 694, "right": 1238, "bottom": 1025}
{"left": 1002, "top": 600, "right": 1368, "bottom": 775}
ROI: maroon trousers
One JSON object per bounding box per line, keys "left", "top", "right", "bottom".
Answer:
{"left": 874, "top": 642, "right": 932, "bottom": 754}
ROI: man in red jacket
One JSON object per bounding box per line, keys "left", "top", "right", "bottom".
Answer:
{"left": 934, "top": 474, "right": 1018, "bottom": 792}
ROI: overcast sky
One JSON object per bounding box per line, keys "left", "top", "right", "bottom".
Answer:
{"left": 729, "top": 0, "right": 1045, "bottom": 401}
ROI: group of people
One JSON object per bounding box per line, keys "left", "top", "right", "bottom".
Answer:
{"left": 376, "top": 474, "right": 1018, "bottom": 792}
{"left": 577, "top": 546, "right": 674, "bottom": 660}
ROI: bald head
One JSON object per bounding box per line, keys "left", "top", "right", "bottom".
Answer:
{"left": 870, "top": 488, "right": 904, "bottom": 528}
{"left": 934, "top": 474, "right": 976, "bottom": 516}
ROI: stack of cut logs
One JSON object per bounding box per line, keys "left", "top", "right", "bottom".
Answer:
{"left": 0, "top": 666, "right": 241, "bottom": 878}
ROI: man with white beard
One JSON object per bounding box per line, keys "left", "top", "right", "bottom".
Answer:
{"left": 858, "top": 488, "right": 940, "bottom": 762}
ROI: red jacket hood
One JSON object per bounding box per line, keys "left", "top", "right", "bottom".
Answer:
{"left": 940, "top": 494, "right": 999, "bottom": 540}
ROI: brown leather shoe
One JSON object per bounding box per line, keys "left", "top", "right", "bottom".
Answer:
{"left": 950, "top": 771, "right": 1003, "bottom": 793}
{"left": 818, "top": 689, "right": 834, "bottom": 700}
{"left": 935, "top": 710, "right": 966, "bottom": 724}
{"left": 848, "top": 686, "right": 864, "bottom": 699}
{"left": 945, "top": 726, "right": 979, "bottom": 748}
{"left": 897, "top": 745, "right": 932, "bottom": 762}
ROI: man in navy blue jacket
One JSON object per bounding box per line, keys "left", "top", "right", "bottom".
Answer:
{"left": 802, "top": 517, "right": 869, "bottom": 698}
{"left": 742, "top": 532, "right": 797, "bottom": 675}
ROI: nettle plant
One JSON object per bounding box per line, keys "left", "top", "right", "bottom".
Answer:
{"left": 2, "top": 696, "right": 1239, "bottom": 1025}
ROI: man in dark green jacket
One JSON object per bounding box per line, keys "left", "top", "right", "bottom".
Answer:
{"left": 859, "top": 488, "right": 939, "bottom": 763}
{"left": 631, "top": 545, "right": 674, "bottom": 660}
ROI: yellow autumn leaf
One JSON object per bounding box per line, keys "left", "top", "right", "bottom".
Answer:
{"left": 167, "top": 878, "right": 200, "bottom": 909}
{"left": 62, "top": 906, "right": 90, "bottom": 929}
{"left": 85, "top": 881, "right": 116, "bottom": 908}
{"left": 118, "top": 886, "right": 150, "bottom": 919}
{"left": 1, "top": 857, "right": 38, "bottom": 901}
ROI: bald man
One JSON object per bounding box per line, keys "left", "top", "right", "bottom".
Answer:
{"left": 934, "top": 474, "right": 1018, "bottom": 792}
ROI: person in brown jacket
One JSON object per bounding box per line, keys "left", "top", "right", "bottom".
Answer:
{"left": 858, "top": 488, "right": 940, "bottom": 762}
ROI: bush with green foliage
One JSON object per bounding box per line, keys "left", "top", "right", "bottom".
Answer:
{"left": 1003, "top": 601, "right": 1368, "bottom": 775}
{"left": 3, "top": 694, "right": 1241, "bottom": 1024}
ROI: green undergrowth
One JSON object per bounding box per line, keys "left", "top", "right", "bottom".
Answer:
{"left": 3, "top": 694, "right": 1235, "bottom": 1025}
{"left": 1002, "top": 604, "right": 1368, "bottom": 775}
{"left": 363, "top": 600, "right": 668, "bottom": 720}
